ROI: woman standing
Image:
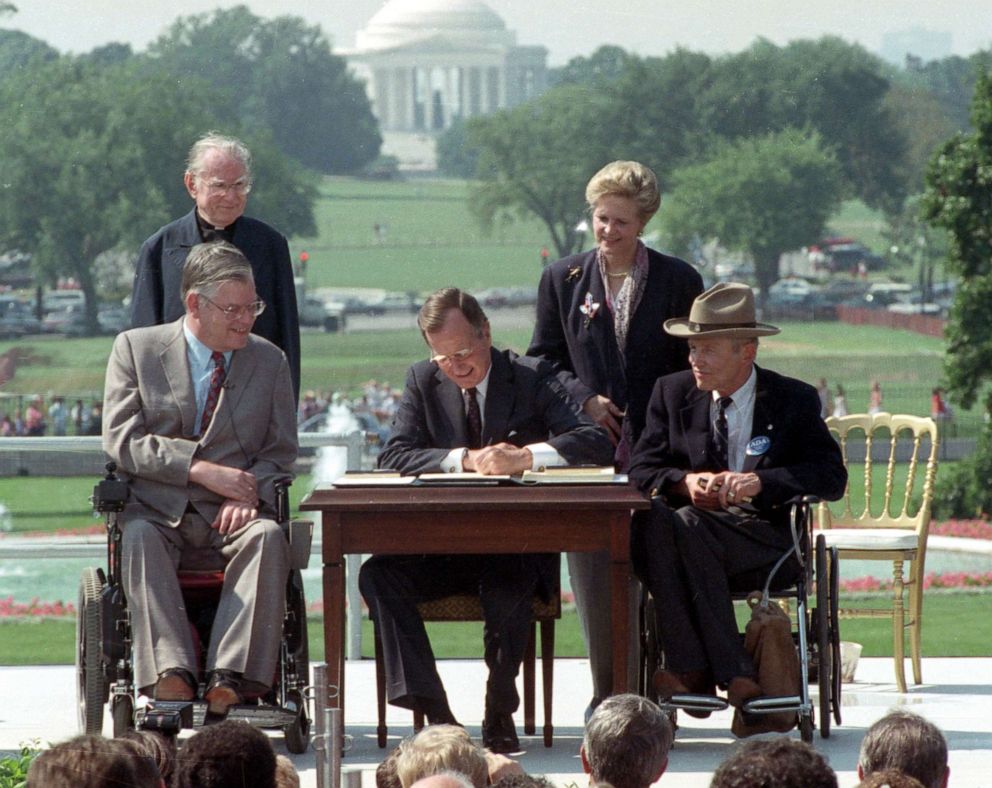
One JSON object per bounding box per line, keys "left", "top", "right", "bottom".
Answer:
{"left": 527, "top": 160, "right": 703, "bottom": 713}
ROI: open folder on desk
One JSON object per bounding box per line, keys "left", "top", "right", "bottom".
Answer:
{"left": 330, "top": 471, "right": 417, "bottom": 487}
{"left": 417, "top": 472, "right": 512, "bottom": 484}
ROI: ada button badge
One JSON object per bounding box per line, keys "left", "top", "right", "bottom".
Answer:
{"left": 746, "top": 436, "right": 771, "bottom": 456}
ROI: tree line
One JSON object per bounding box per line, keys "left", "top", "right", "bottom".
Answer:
{"left": 0, "top": 4, "right": 379, "bottom": 321}
{"left": 439, "top": 39, "right": 991, "bottom": 296}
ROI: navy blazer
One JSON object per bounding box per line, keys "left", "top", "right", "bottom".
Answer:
{"left": 130, "top": 209, "right": 301, "bottom": 400}
{"left": 379, "top": 348, "right": 614, "bottom": 476}
{"left": 628, "top": 366, "right": 847, "bottom": 520}
{"left": 527, "top": 247, "right": 703, "bottom": 445}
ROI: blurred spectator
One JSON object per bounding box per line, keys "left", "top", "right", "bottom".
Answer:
{"left": 857, "top": 709, "right": 949, "bottom": 788}
{"left": 710, "top": 737, "right": 837, "bottom": 788}
{"left": 869, "top": 380, "right": 884, "bottom": 414}
{"left": 816, "top": 378, "right": 831, "bottom": 419}
{"left": 71, "top": 398, "right": 85, "bottom": 435}
{"left": 172, "top": 720, "right": 277, "bottom": 788}
{"left": 13, "top": 407, "right": 25, "bottom": 436}
{"left": 274, "top": 754, "right": 301, "bottom": 788}
{"left": 1, "top": 414, "right": 13, "bottom": 436}
{"left": 121, "top": 729, "right": 176, "bottom": 785}
{"left": 25, "top": 397, "right": 46, "bottom": 436}
{"left": 857, "top": 770, "right": 926, "bottom": 788}
{"left": 299, "top": 390, "right": 324, "bottom": 423}
{"left": 833, "top": 384, "right": 849, "bottom": 418}
{"left": 0, "top": 348, "right": 16, "bottom": 386}
{"left": 49, "top": 395, "right": 67, "bottom": 436}
{"left": 86, "top": 402, "right": 103, "bottom": 436}
{"left": 581, "top": 693, "right": 672, "bottom": 788}
{"left": 395, "top": 725, "right": 489, "bottom": 788}
{"left": 27, "top": 733, "right": 162, "bottom": 787}
{"left": 931, "top": 387, "right": 953, "bottom": 430}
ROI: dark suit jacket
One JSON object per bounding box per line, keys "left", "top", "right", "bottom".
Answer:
{"left": 379, "top": 348, "right": 614, "bottom": 475}
{"left": 527, "top": 248, "right": 703, "bottom": 444}
{"left": 130, "top": 209, "right": 301, "bottom": 400}
{"left": 628, "top": 366, "right": 846, "bottom": 520}
{"left": 102, "top": 318, "right": 298, "bottom": 527}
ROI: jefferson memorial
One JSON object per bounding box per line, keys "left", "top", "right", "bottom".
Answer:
{"left": 346, "top": 0, "right": 548, "bottom": 133}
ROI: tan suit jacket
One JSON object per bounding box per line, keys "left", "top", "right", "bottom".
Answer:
{"left": 102, "top": 318, "right": 297, "bottom": 524}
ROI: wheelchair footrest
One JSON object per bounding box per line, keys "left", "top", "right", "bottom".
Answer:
{"left": 741, "top": 695, "right": 803, "bottom": 715}
{"left": 661, "top": 694, "right": 729, "bottom": 714}
{"left": 136, "top": 698, "right": 300, "bottom": 732}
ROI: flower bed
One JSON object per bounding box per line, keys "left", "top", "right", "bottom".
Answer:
{"left": 930, "top": 519, "right": 992, "bottom": 540}
{"left": 0, "top": 596, "right": 75, "bottom": 618}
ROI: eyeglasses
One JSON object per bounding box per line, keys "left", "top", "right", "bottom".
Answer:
{"left": 199, "top": 178, "right": 252, "bottom": 196}
{"left": 201, "top": 295, "right": 266, "bottom": 320}
{"left": 430, "top": 346, "right": 476, "bottom": 366}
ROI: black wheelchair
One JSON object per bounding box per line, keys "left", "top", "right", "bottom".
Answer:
{"left": 638, "top": 498, "right": 842, "bottom": 743}
{"left": 76, "top": 463, "right": 313, "bottom": 753}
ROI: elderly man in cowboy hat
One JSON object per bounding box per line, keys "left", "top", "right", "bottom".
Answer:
{"left": 628, "top": 282, "right": 846, "bottom": 711}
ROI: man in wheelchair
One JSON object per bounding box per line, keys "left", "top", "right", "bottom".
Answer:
{"left": 102, "top": 241, "right": 297, "bottom": 716}
{"left": 628, "top": 283, "right": 846, "bottom": 713}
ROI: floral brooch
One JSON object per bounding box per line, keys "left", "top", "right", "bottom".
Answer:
{"left": 566, "top": 266, "right": 582, "bottom": 282}
{"left": 579, "top": 291, "right": 600, "bottom": 328}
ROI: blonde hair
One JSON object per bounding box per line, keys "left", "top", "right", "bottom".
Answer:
{"left": 585, "top": 161, "right": 661, "bottom": 221}
{"left": 396, "top": 726, "right": 488, "bottom": 788}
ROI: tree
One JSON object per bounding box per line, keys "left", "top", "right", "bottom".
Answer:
{"left": 0, "top": 29, "right": 57, "bottom": 78}
{"left": 467, "top": 84, "right": 619, "bottom": 258}
{"left": 147, "top": 5, "right": 380, "bottom": 174}
{"left": 697, "top": 37, "right": 909, "bottom": 212}
{"left": 660, "top": 130, "right": 844, "bottom": 297}
{"left": 921, "top": 71, "right": 992, "bottom": 517}
{"left": 0, "top": 57, "right": 316, "bottom": 333}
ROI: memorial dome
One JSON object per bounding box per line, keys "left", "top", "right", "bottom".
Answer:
{"left": 355, "top": 0, "right": 514, "bottom": 52}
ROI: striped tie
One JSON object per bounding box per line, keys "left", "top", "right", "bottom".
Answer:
{"left": 199, "top": 351, "right": 226, "bottom": 436}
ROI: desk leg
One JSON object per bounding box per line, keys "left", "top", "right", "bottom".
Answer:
{"left": 323, "top": 560, "right": 346, "bottom": 713}
{"left": 610, "top": 512, "right": 632, "bottom": 693}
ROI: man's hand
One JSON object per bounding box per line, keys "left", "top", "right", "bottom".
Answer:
{"left": 189, "top": 460, "right": 258, "bottom": 506}
{"left": 677, "top": 471, "right": 761, "bottom": 510}
{"left": 582, "top": 394, "right": 624, "bottom": 444}
{"left": 464, "top": 443, "right": 533, "bottom": 475}
{"left": 212, "top": 499, "right": 258, "bottom": 534}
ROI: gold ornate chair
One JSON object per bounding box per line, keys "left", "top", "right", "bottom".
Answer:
{"left": 373, "top": 592, "right": 560, "bottom": 748}
{"left": 817, "top": 413, "right": 939, "bottom": 692}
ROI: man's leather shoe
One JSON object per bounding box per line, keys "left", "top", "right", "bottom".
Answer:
{"left": 726, "top": 676, "right": 763, "bottom": 709}
{"left": 653, "top": 669, "right": 716, "bottom": 718}
{"left": 481, "top": 713, "right": 519, "bottom": 754}
{"left": 204, "top": 670, "right": 245, "bottom": 716}
{"left": 652, "top": 669, "right": 690, "bottom": 700}
{"left": 153, "top": 668, "right": 196, "bottom": 701}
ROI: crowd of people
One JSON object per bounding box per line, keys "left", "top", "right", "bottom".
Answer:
{"left": 27, "top": 702, "right": 949, "bottom": 787}
{"left": 0, "top": 394, "right": 103, "bottom": 437}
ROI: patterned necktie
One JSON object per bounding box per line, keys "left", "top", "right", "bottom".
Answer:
{"left": 711, "top": 396, "right": 733, "bottom": 470}
{"left": 199, "top": 351, "right": 226, "bottom": 436}
{"left": 465, "top": 387, "right": 483, "bottom": 450}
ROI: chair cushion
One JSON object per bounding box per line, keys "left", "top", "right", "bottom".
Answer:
{"left": 815, "top": 528, "right": 919, "bottom": 551}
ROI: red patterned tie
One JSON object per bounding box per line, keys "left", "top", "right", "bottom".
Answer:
{"left": 465, "top": 387, "right": 483, "bottom": 449}
{"left": 199, "top": 351, "right": 226, "bottom": 436}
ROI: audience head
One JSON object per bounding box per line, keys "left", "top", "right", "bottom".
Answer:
{"left": 710, "top": 737, "right": 837, "bottom": 788}
{"left": 581, "top": 693, "right": 673, "bottom": 788}
{"left": 172, "top": 720, "right": 277, "bottom": 788}
{"left": 27, "top": 734, "right": 161, "bottom": 788}
{"left": 274, "top": 754, "right": 301, "bottom": 788}
{"left": 377, "top": 746, "right": 404, "bottom": 788}
{"left": 491, "top": 775, "right": 557, "bottom": 788}
{"left": 121, "top": 728, "right": 176, "bottom": 784}
{"left": 857, "top": 769, "right": 927, "bottom": 788}
{"left": 858, "top": 709, "right": 950, "bottom": 788}
{"left": 396, "top": 724, "right": 489, "bottom": 788}
{"left": 410, "top": 772, "right": 477, "bottom": 788}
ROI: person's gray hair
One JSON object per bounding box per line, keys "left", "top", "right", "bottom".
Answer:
{"left": 583, "top": 694, "right": 673, "bottom": 788}
{"left": 585, "top": 161, "right": 661, "bottom": 222}
{"left": 180, "top": 241, "right": 254, "bottom": 305}
{"left": 417, "top": 288, "right": 488, "bottom": 340}
{"left": 186, "top": 132, "right": 253, "bottom": 183}
{"left": 859, "top": 710, "right": 949, "bottom": 788}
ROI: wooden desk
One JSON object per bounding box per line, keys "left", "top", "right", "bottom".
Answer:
{"left": 301, "top": 483, "right": 650, "bottom": 718}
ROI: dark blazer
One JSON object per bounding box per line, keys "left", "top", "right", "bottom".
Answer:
{"left": 628, "top": 366, "right": 846, "bottom": 519}
{"left": 130, "top": 209, "right": 301, "bottom": 400}
{"left": 379, "top": 348, "right": 614, "bottom": 475}
{"left": 527, "top": 247, "right": 703, "bottom": 444}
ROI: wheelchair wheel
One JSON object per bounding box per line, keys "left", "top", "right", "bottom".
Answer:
{"left": 828, "top": 544, "right": 843, "bottom": 726}
{"left": 112, "top": 694, "right": 135, "bottom": 738}
{"left": 77, "top": 567, "right": 109, "bottom": 735}
{"left": 283, "top": 688, "right": 311, "bottom": 754}
{"left": 815, "top": 536, "right": 831, "bottom": 739}
{"left": 799, "top": 710, "right": 814, "bottom": 743}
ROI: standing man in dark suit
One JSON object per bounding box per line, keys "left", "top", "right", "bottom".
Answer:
{"left": 130, "top": 133, "right": 301, "bottom": 400}
{"left": 360, "top": 287, "right": 613, "bottom": 753}
{"left": 629, "top": 283, "right": 846, "bottom": 711}
{"left": 104, "top": 241, "right": 297, "bottom": 715}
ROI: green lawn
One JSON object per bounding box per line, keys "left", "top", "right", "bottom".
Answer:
{"left": 1, "top": 592, "right": 988, "bottom": 666}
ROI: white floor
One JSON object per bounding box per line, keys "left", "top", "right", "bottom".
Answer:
{"left": 3, "top": 657, "right": 991, "bottom": 787}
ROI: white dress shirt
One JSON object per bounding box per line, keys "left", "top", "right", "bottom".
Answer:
{"left": 710, "top": 366, "right": 757, "bottom": 472}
